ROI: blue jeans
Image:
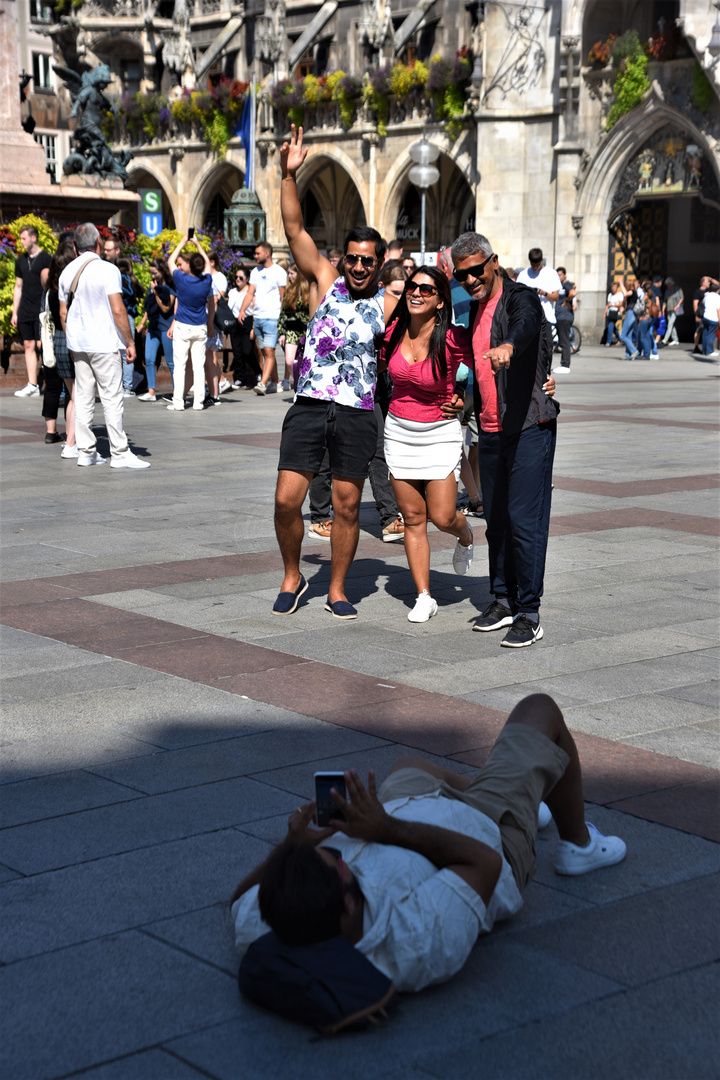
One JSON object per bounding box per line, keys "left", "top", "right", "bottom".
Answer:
{"left": 254, "top": 317, "right": 279, "bottom": 349}
{"left": 479, "top": 421, "right": 556, "bottom": 614}
{"left": 121, "top": 322, "right": 136, "bottom": 389}
{"left": 702, "top": 319, "right": 718, "bottom": 355}
{"left": 144, "top": 330, "right": 174, "bottom": 391}
{"left": 619, "top": 311, "right": 638, "bottom": 357}
{"left": 637, "top": 317, "right": 654, "bottom": 358}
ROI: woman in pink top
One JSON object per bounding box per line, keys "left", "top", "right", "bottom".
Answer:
{"left": 382, "top": 267, "right": 474, "bottom": 624}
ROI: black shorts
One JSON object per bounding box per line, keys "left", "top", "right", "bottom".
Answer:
{"left": 278, "top": 397, "right": 378, "bottom": 479}
{"left": 18, "top": 317, "right": 40, "bottom": 343}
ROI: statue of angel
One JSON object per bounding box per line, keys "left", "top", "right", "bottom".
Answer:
{"left": 53, "top": 63, "right": 133, "bottom": 183}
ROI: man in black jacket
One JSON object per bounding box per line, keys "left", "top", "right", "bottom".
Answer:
{"left": 451, "top": 232, "right": 558, "bottom": 647}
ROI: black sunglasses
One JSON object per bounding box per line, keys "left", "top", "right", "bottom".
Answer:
{"left": 405, "top": 281, "right": 437, "bottom": 297}
{"left": 454, "top": 253, "right": 495, "bottom": 283}
{"left": 344, "top": 254, "right": 377, "bottom": 269}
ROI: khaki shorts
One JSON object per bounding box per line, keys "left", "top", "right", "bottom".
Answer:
{"left": 377, "top": 725, "right": 569, "bottom": 891}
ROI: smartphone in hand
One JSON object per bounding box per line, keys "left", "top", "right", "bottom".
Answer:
{"left": 188, "top": 226, "right": 195, "bottom": 239}
{"left": 314, "top": 772, "right": 346, "bottom": 827}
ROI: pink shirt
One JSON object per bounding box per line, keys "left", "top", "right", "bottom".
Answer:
{"left": 387, "top": 324, "right": 471, "bottom": 422}
{"left": 472, "top": 285, "right": 503, "bottom": 432}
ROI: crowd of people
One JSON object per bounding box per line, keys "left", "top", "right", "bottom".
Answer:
{"left": 602, "top": 272, "right": 720, "bottom": 359}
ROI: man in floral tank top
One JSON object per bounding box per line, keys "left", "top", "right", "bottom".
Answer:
{"left": 271, "top": 125, "right": 397, "bottom": 621}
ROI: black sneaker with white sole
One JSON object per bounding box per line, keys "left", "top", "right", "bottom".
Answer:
{"left": 472, "top": 599, "right": 514, "bottom": 632}
{"left": 501, "top": 615, "right": 543, "bottom": 648}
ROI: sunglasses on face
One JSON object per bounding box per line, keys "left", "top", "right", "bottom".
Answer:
{"left": 454, "top": 253, "right": 495, "bottom": 283}
{"left": 344, "top": 254, "right": 377, "bottom": 269}
{"left": 405, "top": 281, "right": 437, "bottom": 297}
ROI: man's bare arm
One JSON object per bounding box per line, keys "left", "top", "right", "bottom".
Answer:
{"left": 331, "top": 771, "right": 502, "bottom": 906}
{"left": 108, "top": 292, "right": 135, "bottom": 361}
{"left": 11, "top": 278, "right": 22, "bottom": 327}
{"left": 206, "top": 293, "right": 216, "bottom": 337}
{"left": 280, "top": 125, "right": 336, "bottom": 297}
{"left": 238, "top": 282, "right": 255, "bottom": 323}
{"left": 59, "top": 299, "right": 68, "bottom": 333}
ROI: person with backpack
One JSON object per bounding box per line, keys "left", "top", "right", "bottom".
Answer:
{"left": 232, "top": 692, "right": 626, "bottom": 999}
{"left": 116, "top": 257, "right": 143, "bottom": 397}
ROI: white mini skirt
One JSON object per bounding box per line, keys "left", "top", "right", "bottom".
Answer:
{"left": 384, "top": 412, "right": 463, "bottom": 481}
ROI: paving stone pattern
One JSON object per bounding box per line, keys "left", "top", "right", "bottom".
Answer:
{"left": 1, "top": 347, "right": 718, "bottom": 1079}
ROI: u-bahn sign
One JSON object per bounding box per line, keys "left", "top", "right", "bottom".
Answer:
{"left": 138, "top": 188, "right": 163, "bottom": 237}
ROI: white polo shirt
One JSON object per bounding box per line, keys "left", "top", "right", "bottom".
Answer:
{"left": 516, "top": 265, "right": 562, "bottom": 324}
{"left": 59, "top": 253, "right": 125, "bottom": 353}
{"left": 249, "top": 262, "right": 287, "bottom": 319}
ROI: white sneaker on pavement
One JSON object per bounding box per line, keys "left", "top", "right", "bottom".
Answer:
{"left": 14, "top": 383, "right": 40, "bottom": 397}
{"left": 552, "top": 366, "right": 570, "bottom": 374}
{"left": 77, "top": 452, "right": 106, "bottom": 467}
{"left": 219, "top": 378, "right": 232, "bottom": 393}
{"left": 452, "top": 531, "right": 474, "bottom": 575}
{"left": 109, "top": 451, "right": 150, "bottom": 470}
{"left": 408, "top": 591, "right": 438, "bottom": 623}
{"left": 253, "top": 382, "right": 267, "bottom": 396}
{"left": 60, "top": 443, "right": 79, "bottom": 459}
{"left": 137, "top": 392, "right": 157, "bottom": 402}
{"left": 122, "top": 389, "right": 135, "bottom": 398}
{"left": 554, "top": 822, "right": 627, "bottom": 876}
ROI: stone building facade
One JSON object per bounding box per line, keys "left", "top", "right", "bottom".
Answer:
{"left": 13, "top": 0, "right": 720, "bottom": 336}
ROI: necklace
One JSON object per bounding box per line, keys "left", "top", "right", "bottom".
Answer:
{"left": 405, "top": 326, "right": 433, "bottom": 364}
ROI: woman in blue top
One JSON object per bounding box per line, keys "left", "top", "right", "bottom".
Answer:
{"left": 167, "top": 233, "right": 215, "bottom": 411}
{"left": 137, "top": 258, "right": 175, "bottom": 402}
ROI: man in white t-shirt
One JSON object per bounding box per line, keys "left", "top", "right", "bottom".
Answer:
{"left": 231, "top": 693, "right": 626, "bottom": 993}
{"left": 58, "top": 223, "right": 149, "bottom": 469}
{"left": 516, "top": 249, "right": 561, "bottom": 347}
{"left": 238, "top": 241, "right": 287, "bottom": 395}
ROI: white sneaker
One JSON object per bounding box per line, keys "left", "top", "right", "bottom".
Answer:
{"left": 552, "top": 366, "right": 570, "bottom": 374}
{"left": 109, "top": 451, "right": 150, "bottom": 470}
{"left": 408, "top": 591, "right": 438, "bottom": 623}
{"left": 219, "top": 378, "right": 232, "bottom": 393}
{"left": 122, "top": 389, "right": 135, "bottom": 398}
{"left": 167, "top": 403, "right": 185, "bottom": 411}
{"left": 452, "top": 532, "right": 474, "bottom": 575}
{"left": 60, "top": 443, "right": 79, "bottom": 459}
{"left": 77, "top": 452, "right": 106, "bottom": 467}
{"left": 253, "top": 383, "right": 267, "bottom": 396}
{"left": 14, "top": 383, "right": 40, "bottom": 397}
{"left": 538, "top": 801, "right": 552, "bottom": 829}
{"left": 137, "top": 392, "right": 157, "bottom": 402}
{"left": 555, "top": 822, "right": 627, "bottom": 876}
{"left": 233, "top": 380, "right": 242, "bottom": 388}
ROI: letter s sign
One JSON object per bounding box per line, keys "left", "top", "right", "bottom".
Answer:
{"left": 138, "top": 188, "right": 163, "bottom": 233}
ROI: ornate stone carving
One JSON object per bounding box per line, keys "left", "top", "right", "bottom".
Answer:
{"left": 571, "top": 214, "right": 583, "bottom": 236}
{"left": 573, "top": 149, "right": 591, "bottom": 190}
{"left": 256, "top": 0, "right": 286, "bottom": 65}
{"left": 611, "top": 126, "right": 717, "bottom": 215}
{"left": 358, "top": 0, "right": 391, "bottom": 49}
{"left": 162, "top": 0, "right": 195, "bottom": 87}
{"left": 361, "top": 131, "right": 381, "bottom": 147}
{"left": 482, "top": 2, "right": 547, "bottom": 103}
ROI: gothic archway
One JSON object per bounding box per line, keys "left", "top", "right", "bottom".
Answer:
{"left": 122, "top": 166, "right": 176, "bottom": 232}
{"left": 296, "top": 156, "right": 366, "bottom": 250}
{"left": 386, "top": 153, "right": 475, "bottom": 255}
{"left": 191, "top": 162, "right": 245, "bottom": 234}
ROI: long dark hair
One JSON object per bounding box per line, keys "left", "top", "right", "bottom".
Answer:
{"left": 385, "top": 265, "right": 452, "bottom": 381}
{"left": 150, "top": 257, "right": 173, "bottom": 288}
{"left": 117, "top": 257, "right": 143, "bottom": 299}
{"left": 46, "top": 242, "right": 77, "bottom": 295}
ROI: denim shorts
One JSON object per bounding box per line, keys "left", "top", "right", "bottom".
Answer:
{"left": 254, "top": 317, "right": 278, "bottom": 349}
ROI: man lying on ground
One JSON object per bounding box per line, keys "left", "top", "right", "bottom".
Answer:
{"left": 231, "top": 693, "right": 626, "bottom": 993}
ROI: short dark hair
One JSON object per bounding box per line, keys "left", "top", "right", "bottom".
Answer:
{"left": 19, "top": 225, "right": 39, "bottom": 241}
{"left": 528, "top": 248, "right": 543, "bottom": 264}
{"left": 327, "top": 246, "right": 342, "bottom": 259}
{"left": 556, "top": 266, "right": 566, "bottom": 275}
{"left": 188, "top": 252, "right": 206, "bottom": 277}
{"left": 256, "top": 241, "right": 273, "bottom": 255}
{"left": 344, "top": 226, "right": 386, "bottom": 263}
{"left": 259, "top": 843, "right": 344, "bottom": 946}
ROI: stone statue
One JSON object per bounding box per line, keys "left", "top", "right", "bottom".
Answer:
{"left": 637, "top": 149, "right": 655, "bottom": 191}
{"left": 53, "top": 63, "right": 133, "bottom": 182}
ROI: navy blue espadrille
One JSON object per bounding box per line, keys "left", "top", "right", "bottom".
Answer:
{"left": 324, "top": 598, "right": 358, "bottom": 620}
{"left": 272, "top": 575, "right": 308, "bottom": 616}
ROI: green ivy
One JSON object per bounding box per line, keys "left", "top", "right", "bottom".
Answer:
{"left": 606, "top": 51, "right": 650, "bottom": 130}
{"left": 692, "top": 63, "right": 714, "bottom": 114}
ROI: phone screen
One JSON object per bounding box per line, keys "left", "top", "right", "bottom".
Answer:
{"left": 315, "top": 773, "right": 346, "bottom": 827}
{"left": 187, "top": 227, "right": 195, "bottom": 239}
